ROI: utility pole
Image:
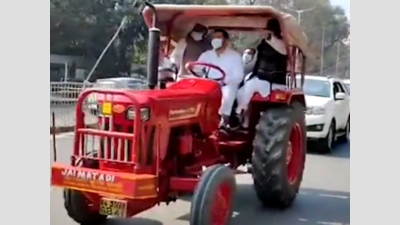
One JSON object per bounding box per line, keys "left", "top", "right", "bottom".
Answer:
{"left": 283, "top": 6, "right": 315, "bottom": 25}
{"left": 335, "top": 41, "right": 341, "bottom": 75}
{"left": 335, "top": 37, "right": 350, "bottom": 76}
{"left": 320, "top": 26, "right": 325, "bottom": 76}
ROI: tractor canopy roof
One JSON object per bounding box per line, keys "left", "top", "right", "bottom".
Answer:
{"left": 142, "top": 4, "right": 315, "bottom": 58}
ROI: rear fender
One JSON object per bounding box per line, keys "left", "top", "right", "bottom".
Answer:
{"left": 251, "top": 90, "right": 306, "bottom": 108}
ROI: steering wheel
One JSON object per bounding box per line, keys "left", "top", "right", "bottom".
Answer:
{"left": 185, "top": 62, "right": 226, "bottom": 82}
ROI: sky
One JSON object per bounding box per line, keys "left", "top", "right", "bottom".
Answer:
{"left": 330, "top": 0, "right": 350, "bottom": 20}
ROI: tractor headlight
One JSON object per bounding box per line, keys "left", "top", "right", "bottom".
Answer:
{"left": 126, "top": 107, "right": 150, "bottom": 121}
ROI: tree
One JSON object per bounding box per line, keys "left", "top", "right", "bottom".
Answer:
{"left": 51, "top": 0, "right": 228, "bottom": 79}
{"left": 51, "top": 0, "right": 133, "bottom": 77}
{"left": 229, "top": 0, "right": 350, "bottom": 76}
{"left": 51, "top": 0, "right": 348, "bottom": 77}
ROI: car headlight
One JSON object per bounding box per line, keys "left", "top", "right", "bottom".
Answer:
{"left": 86, "top": 94, "right": 98, "bottom": 109}
{"left": 87, "top": 102, "right": 98, "bottom": 110}
{"left": 306, "top": 106, "right": 325, "bottom": 115}
{"left": 126, "top": 107, "right": 150, "bottom": 121}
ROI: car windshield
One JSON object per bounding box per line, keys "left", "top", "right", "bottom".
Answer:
{"left": 298, "top": 78, "right": 331, "bottom": 98}
{"left": 344, "top": 83, "right": 350, "bottom": 95}
{"left": 94, "top": 81, "right": 116, "bottom": 89}
{"left": 127, "top": 80, "right": 147, "bottom": 89}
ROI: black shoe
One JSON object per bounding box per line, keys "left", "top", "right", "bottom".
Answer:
{"left": 219, "top": 115, "right": 230, "bottom": 127}
{"left": 238, "top": 125, "right": 247, "bottom": 131}
{"left": 229, "top": 114, "right": 242, "bottom": 130}
{"left": 234, "top": 125, "right": 248, "bottom": 134}
{"left": 219, "top": 115, "right": 230, "bottom": 134}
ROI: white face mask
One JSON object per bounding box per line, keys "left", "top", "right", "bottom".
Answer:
{"left": 242, "top": 54, "right": 253, "bottom": 64}
{"left": 191, "top": 32, "right": 203, "bottom": 41}
{"left": 211, "top": 38, "right": 223, "bottom": 49}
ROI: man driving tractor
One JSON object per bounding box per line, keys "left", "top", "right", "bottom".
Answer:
{"left": 196, "top": 29, "right": 244, "bottom": 132}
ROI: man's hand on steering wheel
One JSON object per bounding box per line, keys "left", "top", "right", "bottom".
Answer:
{"left": 185, "top": 61, "right": 226, "bottom": 85}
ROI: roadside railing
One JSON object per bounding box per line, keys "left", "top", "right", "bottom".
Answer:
{"left": 50, "top": 77, "right": 148, "bottom": 132}
{"left": 50, "top": 82, "right": 95, "bottom": 130}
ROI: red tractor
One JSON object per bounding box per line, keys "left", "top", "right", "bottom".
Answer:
{"left": 51, "top": 3, "right": 315, "bottom": 225}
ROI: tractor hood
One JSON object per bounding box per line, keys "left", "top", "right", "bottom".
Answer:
{"left": 94, "top": 89, "right": 206, "bottom": 106}
{"left": 94, "top": 78, "right": 222, "bottom": 107}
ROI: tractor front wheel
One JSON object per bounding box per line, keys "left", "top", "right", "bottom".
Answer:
{"left": 251, "top": 102, "right": 306, "bottom": 208}
{"left": 63, "top": 189, "right": 107, "bottom": 224}
{"left": 190, "top": 165, "right": 236, "bottom": 225}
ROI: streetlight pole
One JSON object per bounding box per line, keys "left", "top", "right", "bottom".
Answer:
{"left": 320, "top": 26, "right": 325, "bottom": 76}
{"left": 335, "top": 42, "right": 341, "bottom": 75}
{"left": 335, "top": 37, "right": 350, "bottom": 76}
{"left": 284, "top": 6, "right": 315, "bottom": 24}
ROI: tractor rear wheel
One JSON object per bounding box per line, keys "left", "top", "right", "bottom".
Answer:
{"left": 190, "top": 164, "right": 236, "bottom": 225}
{"left": 251, "top": 102, "right": 306, "bottom": 208}
{"left": 63, "top": 189, "right": 107, "bottom": 224}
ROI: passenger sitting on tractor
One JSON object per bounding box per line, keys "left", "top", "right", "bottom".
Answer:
{"left": 236, "top": 19, "right": 288, "bottom": 129}
{"left": 242, "top": 48, "right": 258, "bottom": 76}
{"left": 170, "top": 23, "right": 212, "bottom": 77}
{"left": 195, "top": 29, "right": 244, "bottom": 132}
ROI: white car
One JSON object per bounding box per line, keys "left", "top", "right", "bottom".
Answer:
{"left": 300, "top": 75, "right": 350, "bottom": 153}
{"left": 343, "top": 79, "right": 350, "bottom": 96}
{"left": 86, "top": 77, "right": 148, "bottom": 113}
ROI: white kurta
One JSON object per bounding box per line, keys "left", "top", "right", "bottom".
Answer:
{"left": 196, "top": 48, "right": 244, "bottom": 116}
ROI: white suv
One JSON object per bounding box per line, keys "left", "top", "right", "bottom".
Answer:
{"left": 343, "top": 79, "right": 350, "bottom": 97}
{"left": 300, "top": 75, "right": 350, "bottom": 153}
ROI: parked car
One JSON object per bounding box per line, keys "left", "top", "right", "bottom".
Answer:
{"left": 299, "top": 75, "right": 350, "bottom": 153}
{"left": 86, "top": 77, "right": 148, "bottom": 114}
{"left": 343, "top": 79, "right": 350, "bottom": 95}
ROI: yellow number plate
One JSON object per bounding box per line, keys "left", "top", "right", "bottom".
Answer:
{"left": 99, "top": 198, "right": 127, "bottom": 217}
{"left": 102, "top": 102, "right": 112, "bottom": 115}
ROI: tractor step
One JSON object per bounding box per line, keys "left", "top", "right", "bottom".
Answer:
{"left": 218, "top": 140, "right": 247, "bottom": 147}
{"left": 210, "top": 134, "right": 248, "bottom": 148}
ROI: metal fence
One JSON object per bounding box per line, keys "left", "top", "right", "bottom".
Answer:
{"left": 50, "top": 78, "right": 148, "bottom": 129}
{"left": 50, "top": 82, "right": 95, "bottom": 129}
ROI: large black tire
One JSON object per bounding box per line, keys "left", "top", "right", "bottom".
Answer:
{"left": 251, "top": 102, "right": 307, "bottom": 208}
{"left": 190, "top": 165, "right": 236, "bottom": 225}
{"left": 63, "top": 189, "right": 107, "bottom": 224}
{"left": 337, "top": 116, "right": 350, "bottom": 143}
{"left": 317, "top": 120, "right": 335, "bottom": 153}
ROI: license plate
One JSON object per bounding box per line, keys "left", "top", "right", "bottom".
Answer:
{"left": 102, "top": 102, "right": 112, "bottom": 115}
{"left": 99, "top": 198, "right": 127, "bottom": 217}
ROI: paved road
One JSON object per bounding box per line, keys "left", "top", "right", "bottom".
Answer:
{"left": 50, "top": 135, "right": 350, "bottom": 225}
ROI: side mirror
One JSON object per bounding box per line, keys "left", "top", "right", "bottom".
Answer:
{"left": 335, "top": 92, "right": 346, "bottom": 100}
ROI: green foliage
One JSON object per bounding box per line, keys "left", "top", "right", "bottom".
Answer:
{"left": 50, "top": 0, "right": 349, "bottom": 78}
{"left": 230, "top": 0, "right": 350, "bottom": 77}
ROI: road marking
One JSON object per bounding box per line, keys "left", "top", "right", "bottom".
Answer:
{"left": 316, "top": 222, "right": 346, "bottom": 225}
{"left": 318, "top": 193, "right": 349, "bottom": 199}
{"left": 299, "top": 218, "right": 348, "bottom": 225}
{"left": 299, "top": 191, "right": 349, "bottom": 200}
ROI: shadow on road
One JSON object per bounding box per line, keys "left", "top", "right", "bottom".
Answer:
{"left": 103, "top": 217, "right": 162, "bottom": 225}
{"left": 177, "top": 186, "right": 350, "bottom": 225}
{"left": 308, "top": 141, "right": 350, "bottom": 159}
